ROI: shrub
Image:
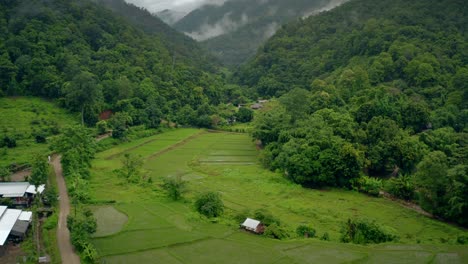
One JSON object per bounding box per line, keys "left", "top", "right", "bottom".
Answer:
{"left": 2, "top": 135, "right": 16, "bottom": 148}
{"left": 340, "top": 218, "right": 398, "bottom": 244}
{"left": 43, "top": 213, "right": 58, "bottom": 230}
{"left": 163, "top": 174, "right": 186, "bottom": 201}
{"left": 296, "top": 225, "right": 316, "bottom": 238}
{"left": 264, "top": 223, "right": 289, "bottom": 240}
{"left": 233, "top": 209, "right": 250, "bottom": 224}
{"left": 194, "top": 191, "right": 224, "bottom": 218}
{"left": 457, "top": 234, "right": 468, "bottom": 245}
{"left": 385, "top": 175, "right": 414, "bottom": 200}
{"left": 96, "top": 120, "right": 108, "bottom": 135}
{"left": 320, "top": 232, "right": 330, "bottom": 241}
{"left": 35, "top": 133, "right": 47, "bottom": 143}
{"left": 352, "top": 175, "right": 382, "bottom": 196}
{"left": 253, "top": 209, "right": 281, "bottom": 226}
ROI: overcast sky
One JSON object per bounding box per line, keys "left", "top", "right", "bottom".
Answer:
{"left": 124, "top": 0, "right": 226, "bottom": 13}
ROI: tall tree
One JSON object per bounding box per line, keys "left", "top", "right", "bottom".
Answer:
{"left": 62, "top": 71, "right": 103, "bottom": 126}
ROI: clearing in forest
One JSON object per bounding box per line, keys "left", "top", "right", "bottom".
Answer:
{"left": 89, "top": 129, "right": 468, "bottom": 263}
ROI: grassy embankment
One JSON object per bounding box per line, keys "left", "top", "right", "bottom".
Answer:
{"left": 88, "top": 129, "right": 468, "bottom": 263}
{"left": 0, "top": 97, "right": 78, "bottom": 169}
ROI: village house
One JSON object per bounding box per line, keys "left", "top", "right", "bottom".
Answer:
{"left": 0, "top": 182, "right": 45, "bottom": 207}
{"left": 241, "top": 218, "right": 265, "bottom": 234}
{"left": 0, "top": 206, "right": 32, "bottom": 255}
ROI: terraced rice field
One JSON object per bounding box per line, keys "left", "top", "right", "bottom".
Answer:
{"left": 89, "top": 129, "right": 468, "bottom": 263}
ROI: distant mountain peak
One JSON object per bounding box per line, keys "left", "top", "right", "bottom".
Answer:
{"left": 155, "top": 9, "right": 188, "bottom": 25}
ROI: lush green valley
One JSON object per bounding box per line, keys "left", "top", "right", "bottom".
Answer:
{"left": 0, "top": 0, "right": 467, "bottom": 263}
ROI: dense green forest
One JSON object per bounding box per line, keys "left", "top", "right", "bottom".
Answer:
{"left": 174, "top": 0, "right": 345, "bottom": 67}
{"left": 236, "top": 0, "right": 467, "bottom": 226}
{"left": 0, "top": 0, "right": 228, "bottom": 129}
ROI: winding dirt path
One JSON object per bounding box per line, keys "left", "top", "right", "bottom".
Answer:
{"left": 52, "top": 155, "right": 81, "bottom": 264}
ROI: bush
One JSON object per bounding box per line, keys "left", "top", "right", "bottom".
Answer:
{"left": 385, "top": 175, "right": 414, "bottom": 200}
{"left": 264, "top": 223, "right": 290, "bottom": 239}
{"left": 35, "top": 133, "right": 47, "bottom": 143}
{"left": 163, "top": 174, "right": 186, "bottom": 201}
{"left": 235, "top": 107, "right": 254, "bottom": 123}
{"left": 296, "top": 225, "right": 316, "bottom": 238}
{"left": 457, "top": 234, "right": 468, "bottom": 245}
{"left": 352, "top": 175, "right": 382, "bottom": 196}
{"left": 96, "top": 120, "right": 108, "bottom": 135}
{"left": 194, "top": 191, "right": 224, "bottom": 218}
{"left": 253, "top": 209, "right": 280, "bottom": 226}
{"left": 2, "top": 135, "right": 16, "bottom": 148}
{"left": 320, "top": 232, "right": 330, "bottom": 241}
{"left": 340, "top": 218, "right": 398, "bottom": 244}
{"left": 43, "top": 213, "right": 58, "bottom": 230}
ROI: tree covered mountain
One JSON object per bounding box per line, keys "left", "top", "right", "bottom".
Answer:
{"left": 94, "top": 0, "right": 219, "bottom": 72}
{"left": 0, "top": 0, "right": 225, "bottom": 127}
{"left": 174, "top": 0, "right": 349, "bottom": 67}
{"left": 237, "top": 0, "right": 467, "bottom": 226}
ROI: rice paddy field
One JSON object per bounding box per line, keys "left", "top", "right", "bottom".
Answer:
{"left": 88, "top": 128, "right": 468, "bottom": 263}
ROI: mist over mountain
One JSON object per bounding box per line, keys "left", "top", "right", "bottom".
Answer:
{"left": 174, "top": 0, "right": 349, "bottom": 67}
{"left": 155, "top": 9, "right": 188, "bottom": 25}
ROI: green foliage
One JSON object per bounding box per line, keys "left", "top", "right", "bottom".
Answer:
{"left": 30, "top": 154, "right": 49, "bottom": 188}
{"left": 194, "top": 191, "right": 224, "bottom": 218}
{"left": 263, "top": 223, "right": 290, "bottom": 240}
{"left": 352, "top": 176, "right": 382, "bottom": 197}
{"left": 2, "top": 135, "right": 16, "bottom": 148}
{"left": 0, "top": 167, "right": 10, "bottom": 182}
{"left": 43, "top": 185, "right": 58, "bottom": 206}
{"left": 0, "top": 197, "right": 12, "bottom": 207}
{"left": 296, "top": 225, "right": 316, "bottom": 238}
{"left": 43, "top": 213, "right": 58, "bottom": 230}
{"left": 114, "top": 153, "right": 144, "bottom": 183}
{"left": 340, "top": 218, "right": 398, "bottom": 244}
{"left": 253, "top": 209, "right": 280, "bottom": 227}
{"left": 50, "top": 125, "right": 96, "bottom": 178}
{"left": 384, "top": 175, "right": 414, "bottom": 200}
{"left": 0, "top": 0, "right": 224, "bottom": 129}
{"left": 320, "top": 232, "right": 330, "bottom": 241}
{"left": 235, "top": 107, "right": 253, "bottom": 123}
{"left": 96, "top": 120, "right": 108, "bottom": 135}
{"left": 67, "top": 209, "right": 98, "bottom": 263}
{"left": 163, "top": 174, "right": 186, "bottom": 201}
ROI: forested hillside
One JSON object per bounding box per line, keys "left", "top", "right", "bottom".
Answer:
{"left": 237, "top": 0, "right": 468, "bottom": 226}
{"left": 0, "top": 0, "right": 224, "bottom": 128}
{"left": 94, "top": 0, "right": 219, "bottom": 71}
{"left": 174, "top": 0, "right": 348, "bottom": 67}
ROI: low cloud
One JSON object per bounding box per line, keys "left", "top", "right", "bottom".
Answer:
{"left": 124, "top": 0, "right": 227, "bottom": 13}
{"left": 303, "top": 0, "right": 350, "bottom": 18}
{"left": 187, "top": 12, "right": 249, "bottom": 41}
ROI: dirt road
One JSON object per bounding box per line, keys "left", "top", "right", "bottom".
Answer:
{"left": 52, "top": 155, "right": 81, "bottom": 264}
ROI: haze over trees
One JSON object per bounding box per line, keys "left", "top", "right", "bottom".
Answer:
{"left": 173, "top": 0, "right": 349, "bottom": 67}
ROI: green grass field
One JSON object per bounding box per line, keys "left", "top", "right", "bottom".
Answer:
{"left": 0, "top": 97, "right": 78, "bottom": 168}
{"left": 89, "top": 129, "right": 468, "bottom": 263}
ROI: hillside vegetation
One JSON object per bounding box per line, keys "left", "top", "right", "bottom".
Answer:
{"left": 0, "top": 0, "right": 226, "bottom": 128}
{"left": 174, "top": 0, "right": 348, "bottom": 67}
{"left": 0, "top": 97, "right": 78, "bottom": 168}
{"left": 235, "top": 0, "right": 467, "bottom": 226}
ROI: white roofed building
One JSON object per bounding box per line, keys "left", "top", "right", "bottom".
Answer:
{"left": 0, "top": 182, "right": 45, "bottom": 207}
{"left": 0, "top": 206, "right": 32, "bottom": 254}
{"left": 241, "top": 218, "right": 265, "bottom": 234}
